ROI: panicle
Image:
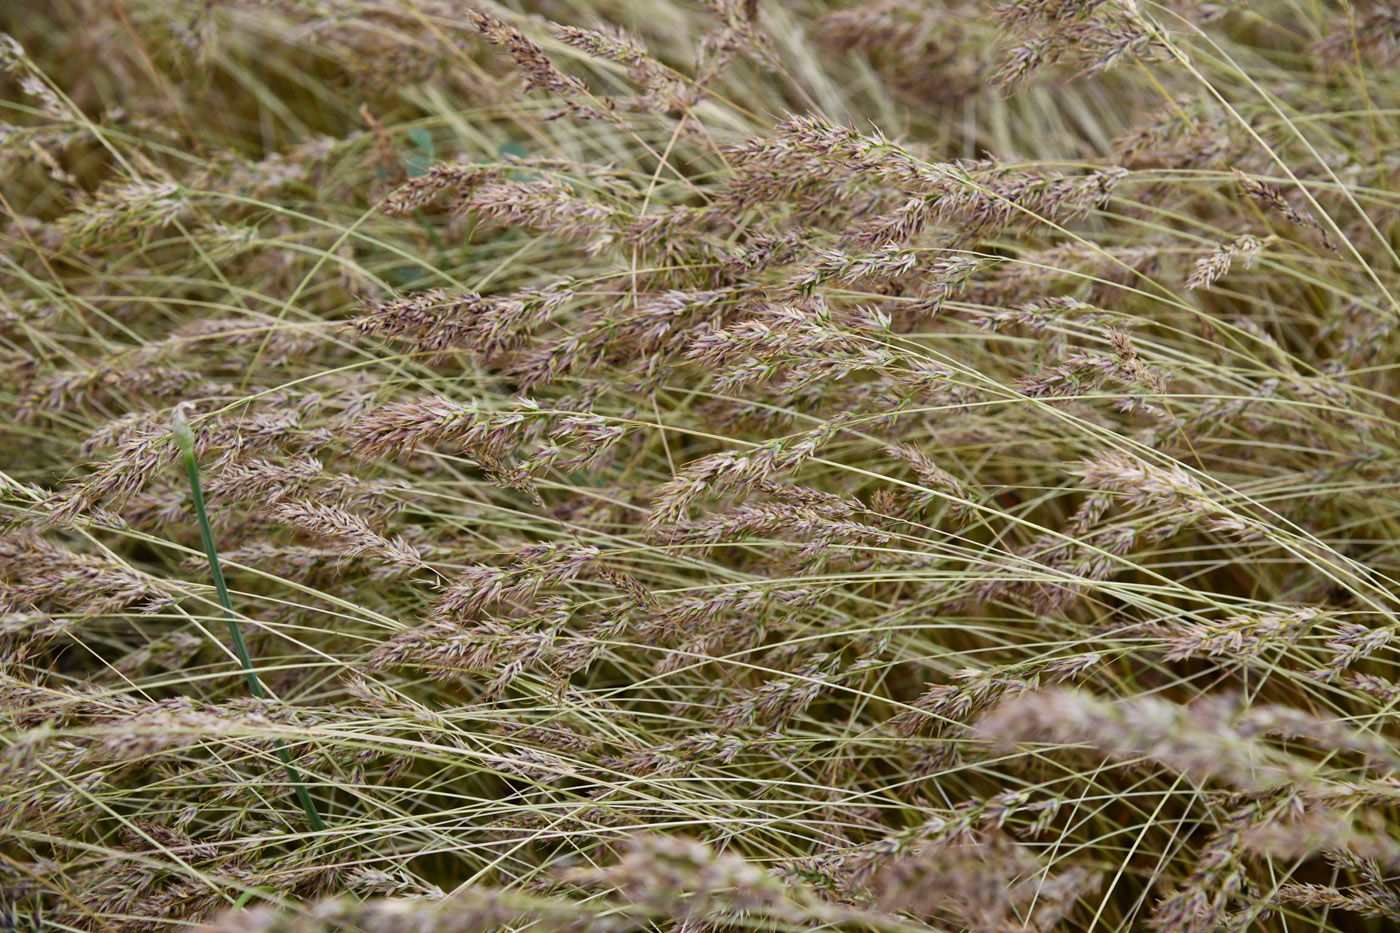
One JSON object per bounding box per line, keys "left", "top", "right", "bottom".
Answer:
{"left": 268, "top": 500, "right": 425, "bottom": 569}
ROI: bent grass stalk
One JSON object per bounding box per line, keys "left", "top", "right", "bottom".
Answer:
{"left": 172, "top": 409, "right": 327, "bottom": 833}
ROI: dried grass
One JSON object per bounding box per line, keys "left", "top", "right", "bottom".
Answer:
{"left": 2, "top": 1, "right": 1400, "bottom": 931}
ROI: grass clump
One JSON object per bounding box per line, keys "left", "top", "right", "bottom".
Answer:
{"left": 2, "top": 1, "right": 1400, "bottom": 932}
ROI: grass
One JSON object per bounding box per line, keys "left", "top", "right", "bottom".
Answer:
{"left": 173, "top": 406, "right": 326, "bottom": 833}
{"left": 1, "top": 1, "right": 1400, "bottom": 932}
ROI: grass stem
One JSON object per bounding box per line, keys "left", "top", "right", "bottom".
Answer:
{"left": 174, "top": 410, "right": 327, "bottom": 833}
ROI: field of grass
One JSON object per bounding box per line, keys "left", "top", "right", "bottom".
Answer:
{"left": 3, "top": 1, "right": 1400, "bottom": 931}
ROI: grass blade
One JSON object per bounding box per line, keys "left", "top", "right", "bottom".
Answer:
{"left": 173, "top": 410, "right": 327, "bottom": 833}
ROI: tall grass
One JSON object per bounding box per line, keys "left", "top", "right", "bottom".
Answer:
{"left": 2, "top": 1, "right": 1400, "bottom": 931}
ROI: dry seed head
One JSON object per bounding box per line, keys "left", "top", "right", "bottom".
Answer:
{"left": 268, "top": 500, "right": 425, "bottom": 569}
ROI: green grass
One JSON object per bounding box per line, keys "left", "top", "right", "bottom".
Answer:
{"left": 174, "top": 407, "right": 326, "bottom": 833}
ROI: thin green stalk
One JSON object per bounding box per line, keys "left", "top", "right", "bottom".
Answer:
{"left": 173, "top": 410, "right": 327, "bottom": 833}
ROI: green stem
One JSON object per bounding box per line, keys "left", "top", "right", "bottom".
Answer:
{"left": 175, "top": 416, "right": 326, "bottom": 832}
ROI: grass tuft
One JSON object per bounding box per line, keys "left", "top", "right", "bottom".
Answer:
{"left": 2, "top": 1, "right": 1400, "bottom": 932}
